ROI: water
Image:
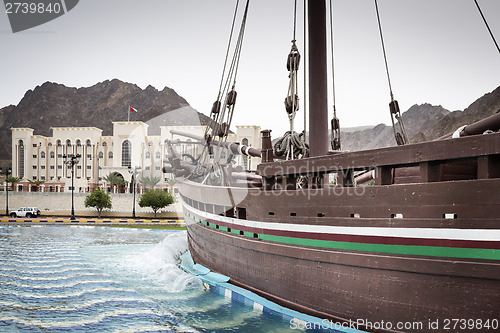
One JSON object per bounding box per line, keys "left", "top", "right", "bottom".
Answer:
{"left": 0, "top": 226, "right": 300, "bottom": 332}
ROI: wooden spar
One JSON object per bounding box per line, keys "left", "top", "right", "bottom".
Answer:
{"left": 169, "top": 129, "right": 262, "bottom": 158}
{"left": 308, "top": 0, "right": 329, "bottom": 157}
{"left": 460, "top": 112, "right": 500, "bottom": 136}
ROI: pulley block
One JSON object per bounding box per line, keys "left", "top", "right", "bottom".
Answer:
{"left": 395, "top": 132, "right": 406, "bottom": 146}
{"left": 331, "top": 116, "right": 341, "bottom": 150}
{"left": 287, "top": 51, "right": 301, "bottom": 71}
{"left": 204, "top": 134, "right": 214, "bottom": 155}
{"left": 211, "top": 100, "right": 221, "bottom": 114}
{"left": 284, "top": 94, "right": 299, "bottom": 114}
{"left": 389, "top": 100, "right": 400, "bottom": 114}
{"left": 331, "top": 117, "right": 340, "bottom": 130}
{"left": 226, "top": 90, "right": 237, "bottom": 106}
{"left": 218, "top": 122, "right": 229, "bottom": 138}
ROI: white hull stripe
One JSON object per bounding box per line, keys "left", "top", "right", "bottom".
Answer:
{"left": 184, "top": 202, "right": 500, "bottom": 242}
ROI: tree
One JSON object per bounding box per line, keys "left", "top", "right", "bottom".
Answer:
{"left": 138, "top": 189, "right": 173, "bottom": 218}
{"left": 138, "top": 175, "right": 161, "bottom": 190}
{"left": 84, "top": 188, "right": 112, "bottom": 218}
{"left": 28, "top": 179, "right": 46, "bottom": 192}
{"left": 166, "top": 178, "right": 176, "bottom": 194}
{"left": 103, "top": 172, "right": 127, "bottom": 192}
{"left": 6, "top": 176, "right": 21, "bottom": 191}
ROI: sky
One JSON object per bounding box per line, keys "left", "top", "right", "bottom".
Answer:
{"left": 1, "top": 0, "right": 499, "bottom": 136}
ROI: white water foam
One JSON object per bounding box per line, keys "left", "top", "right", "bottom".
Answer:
{"left": 124, "top": 232, "right": 204, "bottom": 293}
{"left": 0, "top": 267, "right": 101, "bottom": 274}
{"left": 0, "top": 309, "right": 174, "bottom": 329}
{"left": 114, "top": 324, "right": 195, "bottom": 333}
{"left": 0, "top": 297, "right": 156, "bottom": 311}
{"left": 0, "top": 287, "right": 136, "bottom": 299}
{"left": 0, "top": 272, "right": 104, "bottom": 281}
{"left": 1, "top": 279, "right": 116, "bottom": 289}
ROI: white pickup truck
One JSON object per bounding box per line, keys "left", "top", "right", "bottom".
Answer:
{"left": 10, "top": 207, "right": 41, "bottom": 218}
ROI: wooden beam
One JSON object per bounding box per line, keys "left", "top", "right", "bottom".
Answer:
{"left": 258, "top": 133, "right": 500, "bottom": 177}
{"left": 420, "top": 162, "right": 441, "bottom": 183}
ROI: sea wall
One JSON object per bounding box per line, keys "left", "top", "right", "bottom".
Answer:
{"left": 0, "top": 192, "right": 182, "bottom": 219}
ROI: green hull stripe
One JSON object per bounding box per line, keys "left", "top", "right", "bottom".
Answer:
{"left": 258, "top": 234, "right": 499, "bottom": 261}
{"left": 186, "top": 211, "right": 499, "bottom": 260}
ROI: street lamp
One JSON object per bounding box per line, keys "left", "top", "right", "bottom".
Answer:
{"left": 128, "top": 166, "right": 141, "bottom": 218}
{"left": 63, "top": 154, "right": 81, "bottom": 220}
{"left": 0, "top": 167, "right": 11, "bottom": 216}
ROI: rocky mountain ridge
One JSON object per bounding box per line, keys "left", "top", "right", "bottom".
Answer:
{"left": 340, "top": 85, "right": 500, "bottom": 151}
{"left": 1, "top": 81, "right": 499, "bottom": 167}
{"left": 0, "top": 79, "right": 210, "bottom": 165}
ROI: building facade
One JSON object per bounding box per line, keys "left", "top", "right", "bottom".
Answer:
{"left": 11, "top": 122, "right": 261, "bottom": 193}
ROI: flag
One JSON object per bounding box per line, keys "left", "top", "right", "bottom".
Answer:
{"left": 130, "top": 106, "right": 138, "bottom": 113}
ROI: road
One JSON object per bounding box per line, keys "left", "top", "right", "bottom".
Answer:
{"left": 0, "top": 217, "right": 185, "bottom": 227}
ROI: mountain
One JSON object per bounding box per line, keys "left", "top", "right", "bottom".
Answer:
{"left": 1, "top": 81, "right": 499, "bottom": 167}
{"left": 0, "top": 79, "right": 210, "bottom": 166}
{"left": 340, "top": 104, "right": 451, "bottom": 151}
{"left": 413, "top": 85, "right": 500, "bottom": 142}
{"left": 340, "top": 85, "right": 500, "bottom": 151}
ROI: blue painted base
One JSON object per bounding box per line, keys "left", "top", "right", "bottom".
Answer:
{"left": 180, "top": 251, "right": 366, "bottom": 333}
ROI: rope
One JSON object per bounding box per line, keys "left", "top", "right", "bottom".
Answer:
{"left": 230, "top": 0, "right": 250, "bottom": 88}
{"left": 273, "top": 131, "right": 308, "bottom": 160}
{"left": 303, "top": 0, "right": 307, "bottom": 144}
{"left": 293, "top": 0, "right": 297, "bottom": 41}
{"left": 329, "top": 0, "right": 341, "bottom": 150}
{"left": 279, "top": 0, "right": 304, "bottom": 160}
{"left": 217, "top": 0, "right": 240, "bottom": 101}
{"left": 329, "top": 0, "right": 337, "bottom": 117}
{"left": 197, "top": 0, "right": 251, "bottom": 179}
{"left": 374, "top": 0, "right": 394, "bottom": 100}
{"left": 474, "top": 0, "right": 500, "bottom": 55}
{"left": 374, "top": 0, "right": 408, "bottom": 146}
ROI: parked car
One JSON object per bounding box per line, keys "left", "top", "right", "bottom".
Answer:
{"left": 10, "top": 207, "right": 41, "bottom": 218}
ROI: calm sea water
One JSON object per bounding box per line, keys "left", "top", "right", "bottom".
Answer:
{"left": 0, "top": 226, "right": 300, "bottom": 332}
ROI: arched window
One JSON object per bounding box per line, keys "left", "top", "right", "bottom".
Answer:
{"left": 50, "top": 151, "right": 55, "bottom": 158}
{"left": 241, "top": 138, "right": 249, "bottom": 170}
{"left": 121, "top": 140, "right": 131, "bottom": 167}
{"left": 41, "top": 151, "right": 46, "bottom": 158}
{"left": 98, "top": 152, "right": 104, "bottom": 159}
{"left": 18, "top": 140, "right": 24, "bottom": 178}
{"left": 76, "top": 140, "right": 81, "bottom": 147}
{"left": 109, "top": 152, "right": 113, "bottom": 159}
{"left": 145, "top": 152, "right": 151, "bottom": 159}
{"left": 86, "top": 139, "right": 92, "bottom": 147}
{"left": 66, "top": 139, "right": 72, "bottom": 146}
{"left": 56, "top": 140, "right": 62, "bottom": 147}
{"left": 102, "top": 142, "right": 107, "bottom": 147}
{"left": 156, "top": 152, "right": 161, "bottom": 159}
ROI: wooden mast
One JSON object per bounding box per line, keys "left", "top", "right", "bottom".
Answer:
{"left": 307, "top": 0, "right": 329, "bottom": 157}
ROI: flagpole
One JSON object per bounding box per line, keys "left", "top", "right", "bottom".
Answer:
{"left": 128, "top": 105, "right": 130, "bottom": 122}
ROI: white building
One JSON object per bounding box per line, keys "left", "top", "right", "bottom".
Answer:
{"left": 11, "top": 122, "right": 261, "bottom": 193}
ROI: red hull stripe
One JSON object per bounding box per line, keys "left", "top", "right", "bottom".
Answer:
{"left": 203, "top": 216, "right": 500, "bottom": 250}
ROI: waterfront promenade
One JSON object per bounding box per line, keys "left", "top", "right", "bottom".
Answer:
{"left": 0, "top": 216, "right": 185, "bottom": 227}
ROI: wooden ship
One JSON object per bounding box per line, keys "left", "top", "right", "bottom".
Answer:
{"left": 166, "top": 1, "right": 500, "bottom": 332}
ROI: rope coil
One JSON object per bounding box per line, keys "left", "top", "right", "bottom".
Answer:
{"left": 274, "top": 131, "right": 309, "bottom": 160}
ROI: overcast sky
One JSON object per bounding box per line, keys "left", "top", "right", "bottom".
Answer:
{"left": 1, "top": 0, "right": 499, "bottom": 136}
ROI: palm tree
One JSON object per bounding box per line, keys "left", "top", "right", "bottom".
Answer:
{"left": 166, "top": 178, "right": 176, "bottom": 194}
{"left": 6, "top": 176, "right": 21, "bottom": 191}
{"left": 28, "top": 179, "right": 46, "bottom": 192}
{"left": 138, "top": 176, "right": 161, "bottom": 190}
{"left": 102, "top": 172, "right": 127, "bottom": 193}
